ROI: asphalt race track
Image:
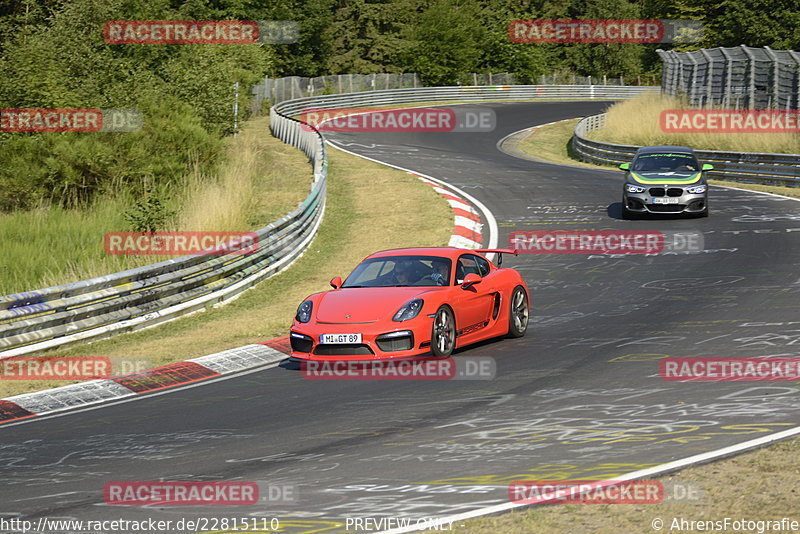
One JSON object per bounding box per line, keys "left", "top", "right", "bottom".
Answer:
{"left": 2, "top": 101, "right": 800, "bottom": 533}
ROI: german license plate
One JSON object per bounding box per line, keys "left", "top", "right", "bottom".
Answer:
{"left": 320, "top": 333, "right": 362, "bottom": 344}
{"left": 653, "top": 197, "right": 680, "bottom": 204}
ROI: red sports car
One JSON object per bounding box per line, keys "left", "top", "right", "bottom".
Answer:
{"left": 289, "top": 247, "right": 530, "bottom": 360}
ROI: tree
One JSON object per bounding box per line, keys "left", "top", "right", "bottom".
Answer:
{"left": 403, "top": 0, "right": 485, "bottom": 85}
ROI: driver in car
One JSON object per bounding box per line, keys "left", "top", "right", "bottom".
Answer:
{"left": 430, "top": 260, "right": 449, "bottom": 286}
{"left": 389, "top": 260, "right": 415, "bottom": 286}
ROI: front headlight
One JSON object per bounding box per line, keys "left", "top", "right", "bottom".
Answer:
{"left": 295, "top": 300, "right": 313, "bottom": 323}
{"left": 687, "top": 185, "right": 707, "bottom": 194}
{"left": 393, "top": 299, "right": 424, "bottom": 322}
{"left": 626, "top": 184, "right": 645, "bottom": 193}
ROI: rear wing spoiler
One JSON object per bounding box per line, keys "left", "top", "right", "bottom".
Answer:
{"left": 474, "top": 248, "right": 518, "bottom": 266}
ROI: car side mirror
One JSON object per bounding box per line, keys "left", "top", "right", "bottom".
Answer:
{"left": 461, "top": 273, "right": 482, "bottom": 289}
{"left": 619, "top": 163, "right": 630, "bottom": 171}
{"left": 330, "top": 276, "right": 342, "bottom": 289}
{"left": 702, "top": 164, "right": 714, "bottom": 171}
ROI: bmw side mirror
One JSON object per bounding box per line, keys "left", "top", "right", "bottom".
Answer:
{"left": 619, "top": 163, "right": 630, "bottom": 171}
{"left": 461, "top": 273, "right": 482, "bottom": 289}
{"left": 330, "top": 276, "right": 342, "bottom": 289}
{"left": 702, "top": 164, "right": 714, "bottom": 171}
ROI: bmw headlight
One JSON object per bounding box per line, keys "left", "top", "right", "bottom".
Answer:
{"left": 295, "top": 300, "right": 313, "bottom": 323}
{"left": 626, "top": 184, "right": 645, "bottom": 193}
{"left": 393, "top": 299, "right": 424, "bottom": 322}
{"left": 687, "top": 185, "right": 707, "bottom": 194}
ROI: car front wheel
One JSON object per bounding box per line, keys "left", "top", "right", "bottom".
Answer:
{"left": 431, "top": 306, "right": 455, "bottom": 357}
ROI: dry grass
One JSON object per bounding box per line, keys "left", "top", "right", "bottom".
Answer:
{"left": 516, "top": 114, "right": 800, "bottom": 200}
{"left": 1, "top": 117, "right": 311, "bottom": 294}
{"left": 589, "top": 92, "right": 800, "bottom": 154}
{"left": 443, "top": 437, "right": 800, "bottom": 533}
{"left": 514, "top": 118, "right": 599, "bottom": 169}
{"left": 177, "top": 116, "right": 311, "bottom": 232}
{"left": 0, "top": 144, "right": 452, "bottom": 398}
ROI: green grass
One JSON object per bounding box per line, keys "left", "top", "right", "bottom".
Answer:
{"left": 513, "top": 118, "right": 600, "bottom": 170}
{"left": 0, "top": 197, "right": 145, "bottom": 295}
{"left": 0, "top": 139, "right": 452, "bottom": 398}
{"left": 0, "top": 116, "right": 310, "bottom": 295}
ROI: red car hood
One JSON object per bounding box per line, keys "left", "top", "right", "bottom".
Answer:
{"left": 314, "top": 287, "right": 440, "bottom": 323}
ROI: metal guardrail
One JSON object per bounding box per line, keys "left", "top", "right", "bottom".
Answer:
{"left": 272, "top": 85, "right": 651, "bottom": 116}
{"left": 0, "top": 110, "right": 327, "bottom": 357}
{"left": 573, "top": 113, "right": 800, "bottom": 186}
{"left": 0, "top": 85, "right": 652, "bottom": 358}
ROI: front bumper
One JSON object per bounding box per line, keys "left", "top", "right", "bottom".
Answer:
{"left": 624, "top": 187, "right": 707, "bottom": 214}
{"left": 290, "top": 318, "right": 433, "bottom": 360}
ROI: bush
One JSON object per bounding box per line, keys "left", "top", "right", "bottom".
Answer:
{"left": 0, "top": 0, "right": 274, "bottom": 210}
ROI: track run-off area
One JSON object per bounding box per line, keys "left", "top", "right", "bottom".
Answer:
{"left": 2, "top": 101, "right": 800, "bottom": 533}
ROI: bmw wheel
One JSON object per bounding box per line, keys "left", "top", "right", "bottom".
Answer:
{"left": 622, "top": 203, "right": 637, "bottom": 220}
{"left": 508, "top": 286, "right": 529, "bottom": 338}
{"left": 431, "top": 306, "right": 455, "bottom": 357}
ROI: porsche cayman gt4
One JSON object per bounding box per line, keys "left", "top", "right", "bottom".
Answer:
{"left": 289, "top": 247, "right": 530, "bottom": 360}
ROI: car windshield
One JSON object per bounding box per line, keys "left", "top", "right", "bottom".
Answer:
{"left": 342, "top": 256, "right": 452, "bottom": 288}
{"left": 632, "top": 152, "right": 700, "bottom": 172}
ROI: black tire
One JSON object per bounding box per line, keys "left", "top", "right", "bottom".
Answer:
{"left": 508, "top": 286, "right": 529, "bottom": 338}
{"left": 430, "top": 306, "right": 456, "bottom": 357}
{"left": 622, "top": 202, "right": 637, "bottom": 220}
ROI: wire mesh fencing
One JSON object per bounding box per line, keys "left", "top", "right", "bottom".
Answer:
{"left": 658, "top": 45, "right": 800, "bottom": 109}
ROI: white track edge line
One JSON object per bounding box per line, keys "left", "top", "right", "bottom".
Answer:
{"left": 380, "top": 425, "right": 800, "bottom": 533}
{"left": 375, "top": 118, "right": 800, "bottom": 534}
{"left": 497, "top": 120, "right": 800, "bottom": 205}
{"left": 326, "top": 139, "right": 499, "bottom": 259}
{"left": 0, "top": 360, "right": 285, "bottom": 429}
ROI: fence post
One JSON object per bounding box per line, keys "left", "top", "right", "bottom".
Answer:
{"left": 232, "top": 82, "right": 239, "bottom": 134}
{"left": 763, "top": 46, "right": 780, "bottom": 109}
{"left": 719, "top": 47, "right": 733, "bottom": 108}
{"left": 788, "top": 50, "right": 800, "bottom": 110}
{"left": 700, "top": 49, "right": 714, "bottom": 107}
{"left": 741, "top": 45, "right": 757, "bottom": 109}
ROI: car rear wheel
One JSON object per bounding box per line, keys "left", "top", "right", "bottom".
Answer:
{"left": 431, "top": 306, "right": 455, "bottom": 357}
{"left": 508, "top": 286, "right": 529, "bottom": 338}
